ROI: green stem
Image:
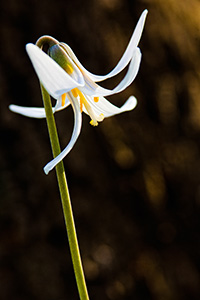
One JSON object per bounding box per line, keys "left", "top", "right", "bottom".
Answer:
{"left": 40, "top": 84, "right": 89, "bottom": 300}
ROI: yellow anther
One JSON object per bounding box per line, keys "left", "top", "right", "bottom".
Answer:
{"left": 90, "top": 120, "right": 98, "bottom": 126}
{"left": 94, "top": 97, "right": 99, "bottom": 103}
{"left": 61, "top": 93, "right": 67, "bottom": 107}
{"left": 99, "top": 113, "right": 104, "bottom": 121}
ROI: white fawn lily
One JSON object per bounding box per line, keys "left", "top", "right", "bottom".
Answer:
{"left": 9, "top": 10, "right": 147, "bottom": 174}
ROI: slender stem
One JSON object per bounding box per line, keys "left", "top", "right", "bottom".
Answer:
{"left": 40, "top": 84, "right": 89, "bottom": 300}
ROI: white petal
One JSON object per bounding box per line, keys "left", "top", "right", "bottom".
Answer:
{"left": 53, "top": 95, "right": 71, "bottom": 112}
{"left": 9, "top": 98, "right": 71, "bottom": 119}
{"left": 85, "top": 95, "right": 137, "bottom": 118}
{"left": 26, "top": 44, "right": 85, "bottom": 99}
{"left": 44, "top": 93, "right": 82, "bottom": 174}
{"left": 9, "top": 104, "right": 47, "bottom": 118}
{"left": 61, "top": 9, "right": 147, "bottom": 82}
{"left": 79, "top": 47, "right": 142, "bottom": 97}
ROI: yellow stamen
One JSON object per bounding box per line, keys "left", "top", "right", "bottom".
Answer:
{"left": 94, "top": 97, "right": 99, "bottom": 102}
{"left": 71, "top": 88, "right": 79, "bottom": 98}
{"left": 71, "top": 88, "right": 104, "bottom": 126}
{"left": 80, "top": 101, "right": 83, "bottom": 113}
{"left": 71, "top": 88, "right": 83, "bottom": 111}
{"left": 77, "top": 89, "right": 87, "bottom": 113}
{"left": 61, "top": 93, "right": 67, "bottom": 107}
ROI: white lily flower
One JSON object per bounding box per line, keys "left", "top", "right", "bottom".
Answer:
{"left": 9, "top": 9, "right": 148, "bottom": 174}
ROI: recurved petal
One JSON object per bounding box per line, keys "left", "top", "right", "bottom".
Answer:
{"left": 85, "top": 95, "right": 137, "bottom": 118}
{"left": 9, "top": 104, "right": 48, "bottom": 118}
{"left": 80, "top": 47, "right": 142, "bottom": 97}
{"left": 9, "top": 98, "right": 71, "bottom": 118}
{"left": 60, "top": 9, "right": 147, "bottom": 83}
{"left": 26, "top": 44, "right": 85, "bottom": 99}
{"left": 43, "top": 93, "right": 82, "bottom": 174}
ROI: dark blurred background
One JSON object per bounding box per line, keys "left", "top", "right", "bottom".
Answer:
{"left": 1, "top": 0, "right": 200, "bottom": 299}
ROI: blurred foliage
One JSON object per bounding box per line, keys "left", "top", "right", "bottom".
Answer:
{"left": 1, "top": 0, "right": 200, "bottom": 299}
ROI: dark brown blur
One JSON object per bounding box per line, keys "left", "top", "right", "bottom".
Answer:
{"left": 1, "top": 0, "right": 200, "bottom": 299}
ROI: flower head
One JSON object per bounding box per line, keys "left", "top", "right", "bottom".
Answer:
{"left": 9, "top": 9, "right": 148, "bottom": 174}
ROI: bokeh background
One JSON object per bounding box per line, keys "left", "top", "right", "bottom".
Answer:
{"left": 1, "top": 0, "right": 200, "bottom": 299}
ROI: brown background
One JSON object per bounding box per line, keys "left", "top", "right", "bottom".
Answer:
{"left": 1, "top": 0, "right": 200, "bottom": 299}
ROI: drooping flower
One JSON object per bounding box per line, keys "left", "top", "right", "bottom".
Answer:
{"left": 9, "top": 10, "right": 148, "bottom": 174}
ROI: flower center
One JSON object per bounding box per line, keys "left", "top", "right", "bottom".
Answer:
{"left": 62, "top": 88, "right": 103, "bottom": 126}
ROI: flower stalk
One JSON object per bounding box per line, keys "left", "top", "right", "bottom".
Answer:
{"left": 40, "top": 84, "right": 89, "bottom": 300}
